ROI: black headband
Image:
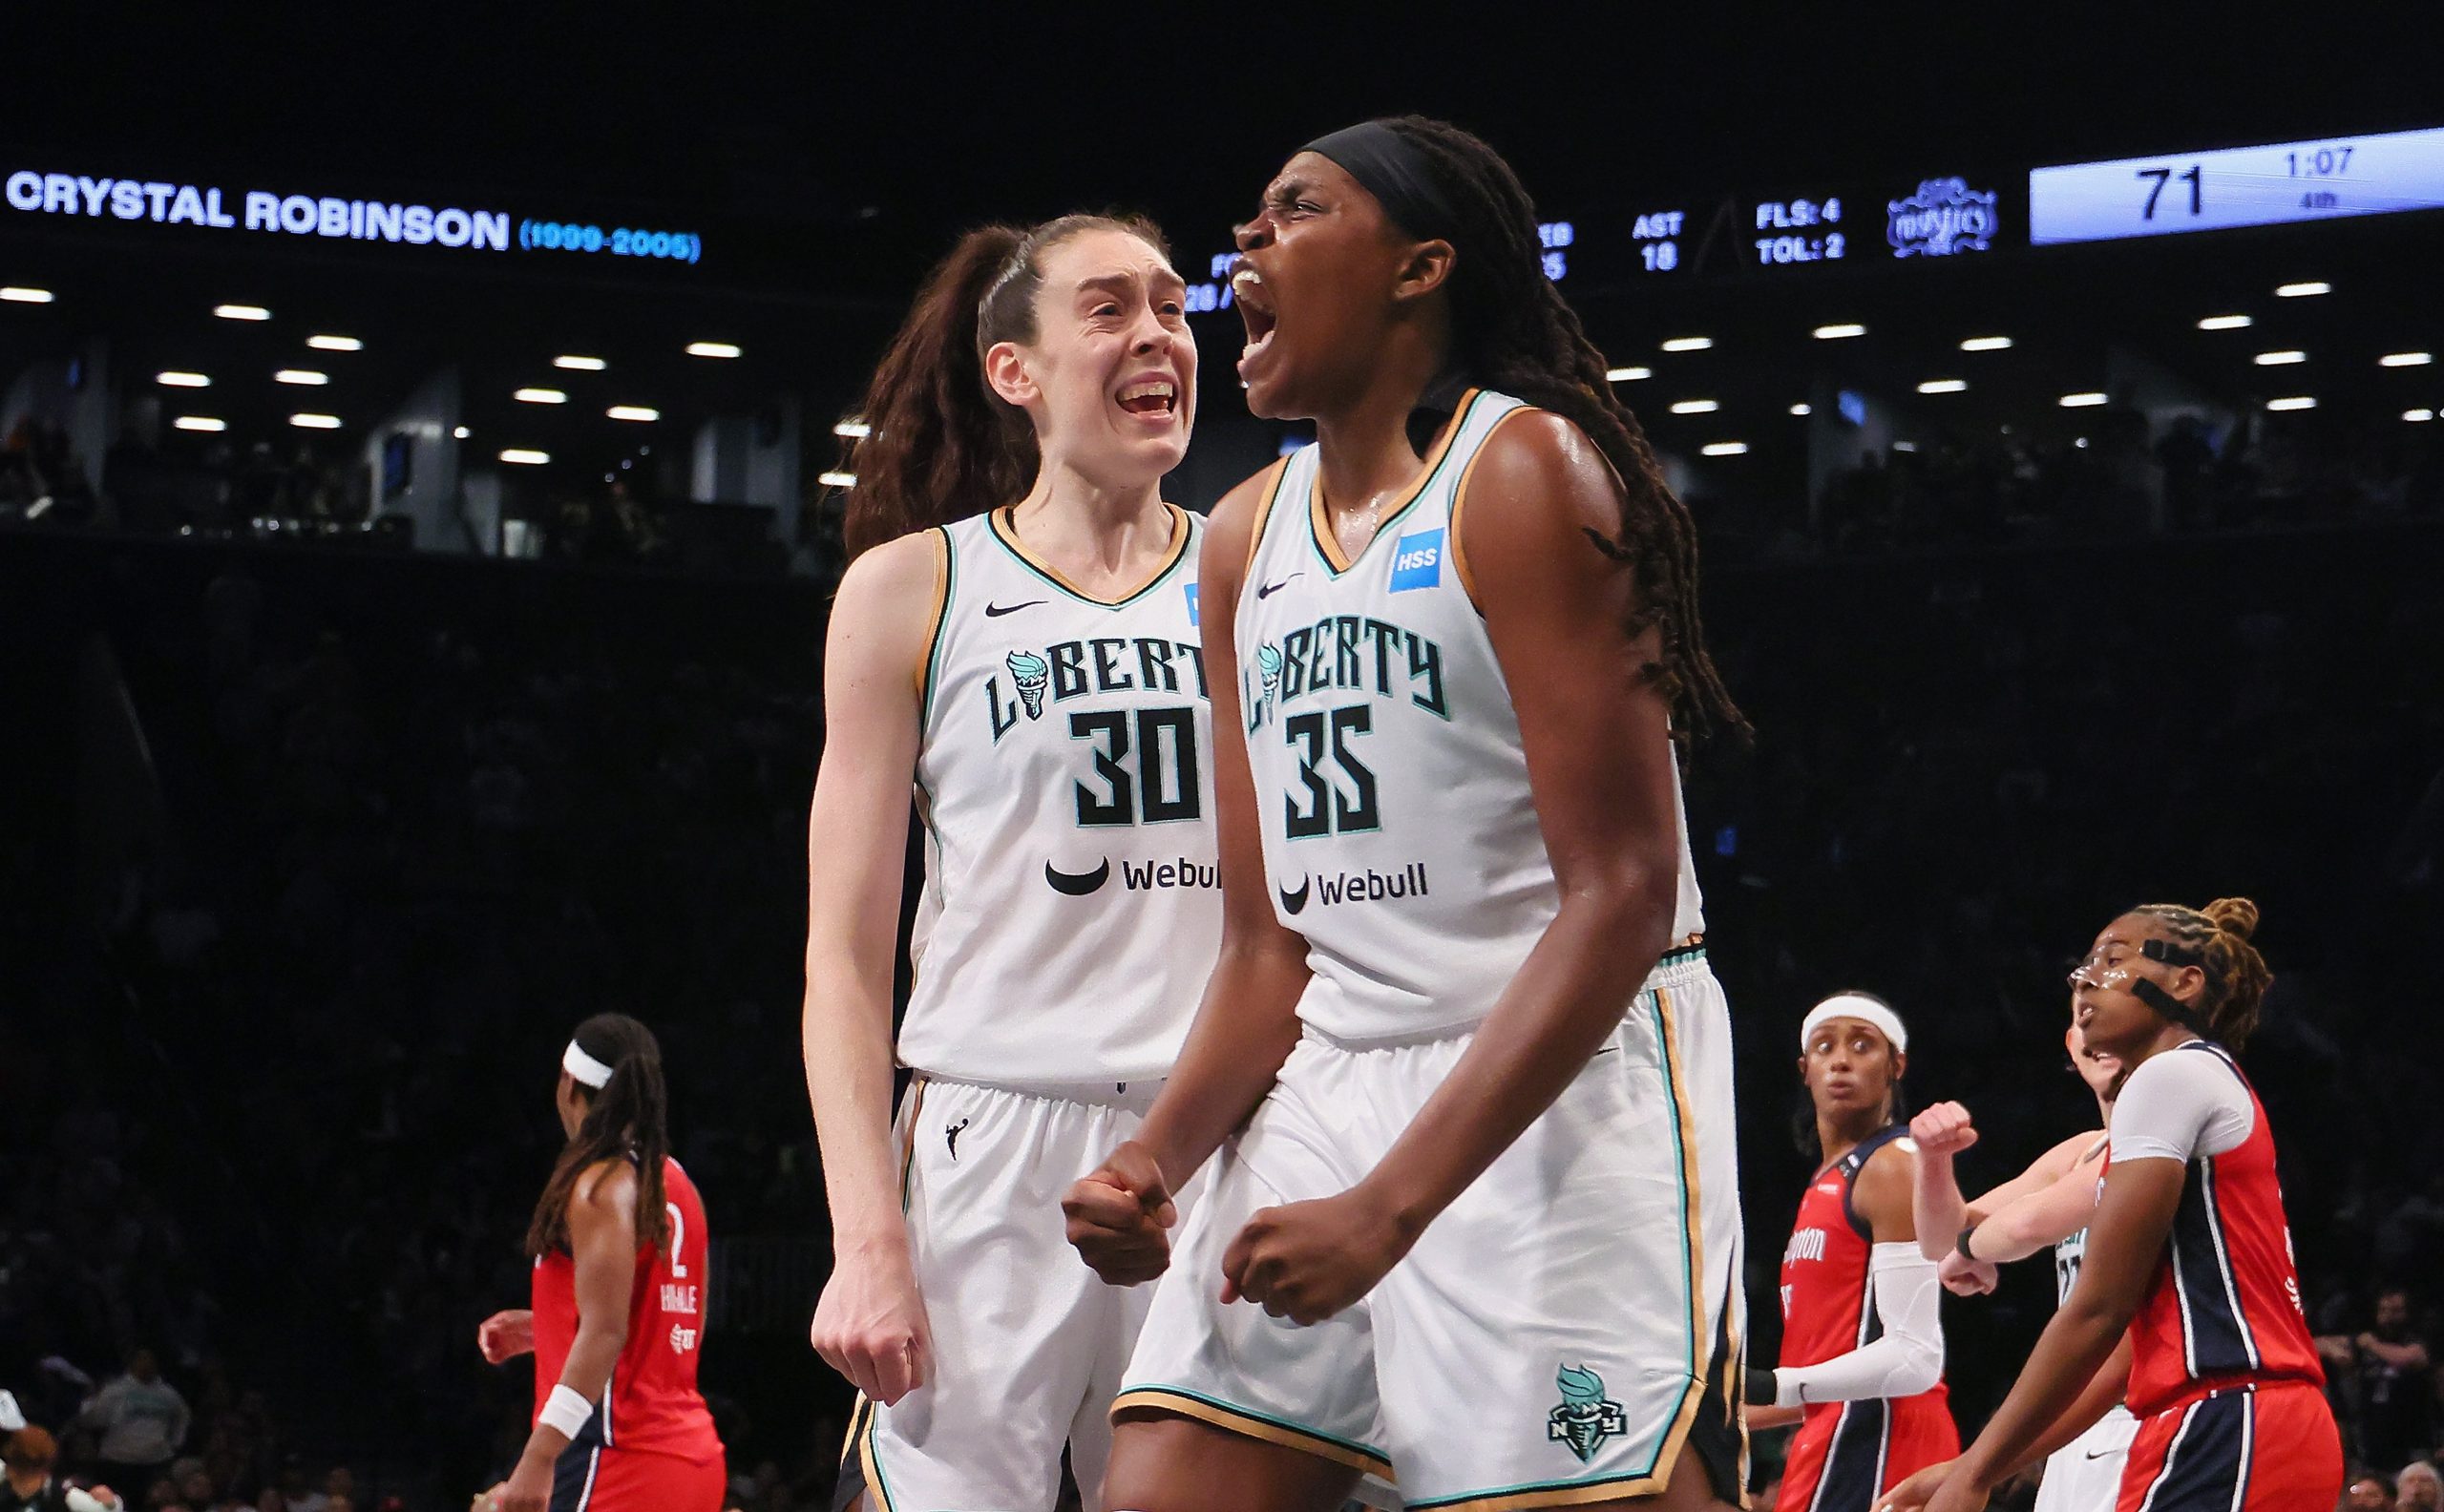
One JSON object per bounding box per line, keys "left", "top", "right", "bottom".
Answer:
{"left": 1301, "top": 121, "right": 1459, "bottom": 242}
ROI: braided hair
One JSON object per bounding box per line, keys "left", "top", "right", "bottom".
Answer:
{"left": 525, "top": 1013, "right": 673, "bottom": 1258}
{"left": 2126, "top": 896, "right": 2274, "bottom": 1050}
{"left": 1372, "top": 116, "right": 1746, "bottom": 746}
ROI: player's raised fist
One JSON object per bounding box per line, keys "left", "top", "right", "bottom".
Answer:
{"left": 1064, "top": 1139, "right": 1176, "bottom": 1286}
{"left": 1909, "top": 1102, "right": 1978, "bottom": 1157}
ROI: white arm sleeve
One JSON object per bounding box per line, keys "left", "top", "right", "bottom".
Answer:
{"left": 1776, "top": 1243, "right": 1946, "bottom": 1406}
{"left": 2108, "top": 1049, "right": 2254, "bottom": 1165}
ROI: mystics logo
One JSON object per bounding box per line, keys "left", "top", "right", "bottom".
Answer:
{"left": 1886, "top": 177, "right": 1998, "bottom": 258}
{"left": 1274, "top": 862, "right": 1430, "bottom": 916}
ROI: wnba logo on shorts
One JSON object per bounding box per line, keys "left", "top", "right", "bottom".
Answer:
{"left": 1388, "top": 530, "right": 1443, "bottom": 592}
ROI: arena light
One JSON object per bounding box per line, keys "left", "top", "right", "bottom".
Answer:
{"left": 833, "top": 418, "right": 873, "bottom": 438}
{"left": 2273, "top": 281, "right": 2329, "bottom": 298}
{"left": 173, "top": 415, "right": 226, "bottom": 432}
{"left": 2379, "top": 351, "right": 2433, "bottom": 368}
{"left": 1, "top": 285, "right": 55, "bottom": 304}
{"left": 158, "top": 371, "right": 211, "bottom": 388}
{"left": 2265, "top": 396, "right": 2316, "bottom": 411}
{"left": 2058, "top": 392, "right": 2108, "bottom": 408}
{"left": 1659, "top": 336, "right": 1713, "bottom": 352}
{"left": 1789, "top": 403, "right": 1812, "bottom": 416}
{"left": 500, "top": 449, "right": 550, "bottom": 465}
{"left": 1916, "top": 379, "right": 1968, "bottom": 394}
{"left": 1700, "top": 442, "right": 1749, "bottom": 456}
{"left": 453, "top": 426, "right": 471, "bottom": 439}
{"left": 306, "top": 334, "right": 363, "bottom": 351}
{"left": 818, "top": 470, "right": 857, "bottom": 488}
{"left": 2404, "top": 409, "right": 2435, "bottom": 423}
{"left": 1604, "top": 366, "right": 1652, "bottom": 382}
{"left": 1959, "top": 336, "right": 2013, "bottom": 351}
{"left": 515, "top": 388, "right": 567, "bottom": 405}
{"left": 2197, "top": 314, "right": 2253, "bottom": 330}
{"left": 214, "top": 303, "right": 271, "bottom": 321}
{"left": 1669, "top": 399, "right": 1719, "bottom": 414}
{"left": 275, "top": 368, "right": 329, "bottom": 386}
{"left": 606, "top": 405, "right": 660, "bottom": 422}
{"left": 2252, "top": 350, "right": 2307, "bottom": 366}
{"left": 1812, "top": 323, "right": 1866, "bottom": 340}
{"left": 555, "top": 354, "right": 608, "bottom": 371}
{"left": 686, "top": 341, "right": 743, "bottom": 358}
{"left": 288, "top": 412, "right": 342, "bottom": 430}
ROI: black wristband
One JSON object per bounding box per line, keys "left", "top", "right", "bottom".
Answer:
{"left": 1956, "top": 1224, "right": 1980, "bottom": 1263}
{"left": 1744, "top": 1366, "right": 1778, "bottom": 1407}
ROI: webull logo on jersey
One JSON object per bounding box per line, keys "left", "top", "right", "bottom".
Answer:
{"left": 1243, "top": 619, "right": 1446, "bottom": 732}
{"left": 1388, "top": 528, "right": 1443, "bottom": 592}
{"left": 987, "top": 636, "right": 1210, "bottom": 743}
{"left": 1043, "top": 854, "right": 1219, "bottom": 896}
{"left": 1275, "top": 862, "right": 1430, "bottom": 915}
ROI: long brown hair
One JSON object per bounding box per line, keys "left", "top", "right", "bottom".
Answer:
{"left": 524, "top": 1013, "right": 672, "bottom": 1258}
{"left": 837, "top": 212, "right": 1171, "bottom": 560}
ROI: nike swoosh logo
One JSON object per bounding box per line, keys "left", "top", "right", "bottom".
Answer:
{"left": 1255, "top": 575, "right": 1303, "bottom": 599}
{"left": 984, "top": 599, "right": 1045, "bottom": 617}
{"left": 1043, "top": 859, "right": 1110, "bottom": 895}
{"left": 2084, "top": 1448, "right": 2121, "bottom": 1460}
{"left": 1276, "top": 876, "right": 1310, "bottom": 915}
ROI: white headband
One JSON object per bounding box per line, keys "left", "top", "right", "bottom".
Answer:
{"left": 1800, "top": 994, "right": 1908, "bottom": 1054}
{"left": 562, "top": 1040, "right": 616, "bottom": 1089}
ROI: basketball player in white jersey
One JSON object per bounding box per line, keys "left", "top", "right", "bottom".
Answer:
{"left": 1907, "top": 1021, "right": 2138, "bottom": 1512}
{"left": 1064, "top": 116, "right": 1749, "bottom": 1512}
{"left": 800, "top": 212, "right": 1217, "bottom": 1511}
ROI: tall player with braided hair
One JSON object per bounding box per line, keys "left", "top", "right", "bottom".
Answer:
{"left": 1893, "top": 899, "right": 2340, "bottom": 1512}
{"left": 1064, "top": 116, "right": 1745, "bottom": 1512}
{"left": 800, "top": 211, "right": 1216, "bottom": 1510}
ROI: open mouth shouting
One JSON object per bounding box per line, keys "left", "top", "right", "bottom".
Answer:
{"left": 1233, "top": 260, "right": 1278, "bottom": 386}
{"left": 1114, "top": 373, "right": 1180, "bottom": 425}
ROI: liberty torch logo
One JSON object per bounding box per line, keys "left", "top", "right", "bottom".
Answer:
{"left": 1547, "top": 1363, "right": 1628, "bottom": 1462}
{"left": 1006, "top": 650, "right": 1049, "bottom": 719}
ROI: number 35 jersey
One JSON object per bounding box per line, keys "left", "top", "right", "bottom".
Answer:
{"left": 1236, "top": 389, "right": 1705, "bottom": 1045}
{"left": 896, "top": 504, "right": 1220, "bottom": 1088}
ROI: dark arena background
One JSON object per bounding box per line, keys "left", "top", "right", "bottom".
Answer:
{"left": 4, "top": 8, "right": 2440, "bottom": 1511}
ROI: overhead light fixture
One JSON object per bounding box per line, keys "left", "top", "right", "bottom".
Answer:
{"left": 2274, "top": 281, "right": 2329, "bottom": 298}
{"left": 1960, "top": 336, "right": 2013, "bottom": 352}
{"left": 453, "top": 426, "right": 471, "bottom": 439}
{"left": 158, "top": 371, "right": 211, "bottom": 388}
{"left": 1, "top": 286, "right": 56, "bottom": 304}
{"left": 686, "top": 341, "right": 743, "bottom": 358}
{"left": 1700, "top": 442, "right": 1749, "bottom": 456}
{"left": 1917, "top": 379, "right": 1968, "bottom": 394}
{"left": 2265, "top": 396, "right": 2316, "bottom": 411}
{"left": 606, "top": 405, "right": 660, "bottom": 422}
{"left": 2252, "top": 350, "right": 2307, "bottom": 366}
{"left": 1669, "top": 399, "right": 1719, "bottom": 414}
{"left": 1892, "top": 440, "right": 1920, "bottom": 452}
{"left": 288, "top": 412, "right": 342, "bottom": 429}
{"left": 2197, "top": 314, "right": 2253, "bottom": 330}
{"left": 1660, "top": 336, "right": 1712, "bottom": 352}
{"left": 818, "top": 470, "right": 857, "bottom": 488}
{"left": 555, "top": 354, "right": 607, "bottom": 371}
{"left": 275, "top": 369, "right": 329, "bottom": 386}
{"left": 2379, "top": 351, "right": 2433, "bottom": 368}
{"left": 500, "top": 449, "right": 550, "bottom": 465}
{"left": 1812, "top": 323, "right": 1867, "bottom": 340}
{"left": 833, "top": 418, "right": 872, "bottom": 438}
{"left": 515, "top": 388, "right": 567, "bottom": 405}
{"left": 1789, "top": 403, "right": 1812, "bottom": 416}
{"left": 214, "top": 303, "right": 271, "bottom": 321}
{"left": 1605, "top": 366, "right": 1652, "bottom": 382}
{"left": 2059, "top": 392, "right": 2108, "bottom": 408}
{"left": 306, "top": 334, "right": 362, "bottom": 351}
{"left": 173, "top": 416, "right": 226, "bottom": 432}
{"left": 2403, "top": 409, "right": 2434, "bottom": 423}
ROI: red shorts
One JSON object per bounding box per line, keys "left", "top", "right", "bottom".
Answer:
{"left": 1776, "top": 1394, "right": 1961, "bottom": 1512}
{"left": 549, "top": 1444, "right": 726, "bottom": 1512}
{"left": 2117, "top": 1382, "right": 2340, "bottom": 1512}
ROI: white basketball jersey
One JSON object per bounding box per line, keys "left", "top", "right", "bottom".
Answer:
{"left": 895, "top": 505, "right": 1220, "bottom": 1087}
{"left": 1235, "top": 388, "right": 1704, "bottom": 1045}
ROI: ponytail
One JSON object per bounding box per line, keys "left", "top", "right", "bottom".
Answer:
{"left": 837, "top": 213, "right": 1172, "bottom": 559}
{"left": 525, "top": 1013, "right": 673, "bottom": 1258}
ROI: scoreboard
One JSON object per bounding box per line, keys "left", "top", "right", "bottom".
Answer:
{"left": 2030, "top": 124, "right": 2444, "bottom": 244}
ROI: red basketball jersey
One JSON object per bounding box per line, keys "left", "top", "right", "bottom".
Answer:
{"left": 2117, "top": 1042, "right": 2323, "bottom": 1419}
{"left": 533, "top": 1155, "right": 723, "bottom": 1462}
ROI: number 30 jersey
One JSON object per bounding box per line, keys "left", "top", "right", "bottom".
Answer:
{"left": 895, "top": 505, "right": 1220, "bottom": 1088}
{"left": 1236, "top": 389, "right": 1705, "bottom": 1045}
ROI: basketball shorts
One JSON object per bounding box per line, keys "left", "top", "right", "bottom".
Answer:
{"left": 2115, "top": 1382, "right": 2340, "bottom": 1512}
{"left": 1775, "top": 1392, "right": 1959, "bottom": 1512}
{"left": 835, "top": 1075, "right": 1189, "bottom": 1512}
{"left": 550, "top": 1443, "right": 725, "bottom": 1512}
{"left": 1118, "top": 951, "right": 1747, "bottom": 1510}
{"left": 2034, "top": 1404, "right": 2138, "bottom": 1512}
